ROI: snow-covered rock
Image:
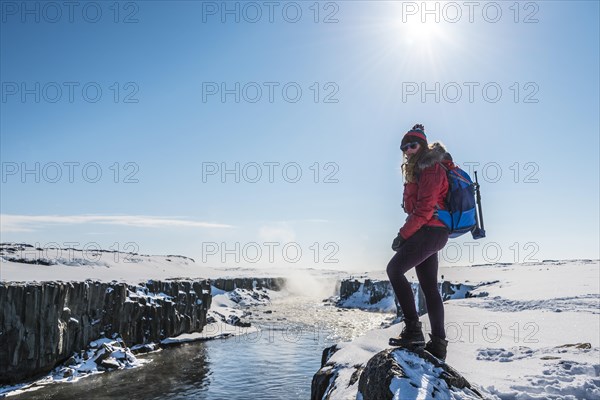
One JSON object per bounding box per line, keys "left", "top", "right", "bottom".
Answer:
{"left": 162, "top": 283, "right": 277, "bottom": 344}
{"left": 357, "top": 348, "right": 483, "bottom": 400}
{"left": 336, "top": 278, "right": 480, "bottom": 315}
{"left": 312, "top": 260, "right": 600, "bottom": 399}
{"left": 0, "top": 337, "right": 148, "bottom": 397}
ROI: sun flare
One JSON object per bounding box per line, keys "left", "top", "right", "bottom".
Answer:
{"left": 401, "top": 20, "right": 444, "bottom": 47}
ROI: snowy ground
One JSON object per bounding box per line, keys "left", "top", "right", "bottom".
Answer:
{"left": 324, "top": 259, "right": 600, "bottom": 399}
{"left": 440, "top": 260, "right": 599, "bottom": 399}
{"left": 0, "top": 242, "right": 242, "bottom": 282}
{"left": 2, "top": 244, "right": 598, "bottom": 399}
{"left": 0, "top": 242, "right": 346, "bottom": 286}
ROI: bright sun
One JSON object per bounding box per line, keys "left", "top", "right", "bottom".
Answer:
{"left": 402, "top": 20, "right": 444, "bottom": 47}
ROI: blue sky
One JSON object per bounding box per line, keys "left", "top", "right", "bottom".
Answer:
{"left": 1, "top": 1, "right": 599, "bottom": 271}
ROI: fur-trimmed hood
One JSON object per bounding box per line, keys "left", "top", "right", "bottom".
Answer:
{"left": 417, "top": 142, "right": 453, "bottom": 170}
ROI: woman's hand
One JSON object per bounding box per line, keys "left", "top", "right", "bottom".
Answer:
{"left": 391, "top": 233, "right": 405, "bottom": 251}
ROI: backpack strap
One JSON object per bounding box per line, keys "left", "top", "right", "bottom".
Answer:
{"left": 441, "top": 162, "right": 474, "bottom": 185}
{"left": 435, "top": 162, "right": 450, "bottom": 209}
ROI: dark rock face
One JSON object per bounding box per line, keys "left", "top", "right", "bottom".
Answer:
{"left": 320, "top": 344, "right": 339, "bottom": 368}
{"left": 311, "top": 345, "right": 339, "bottom": 400}
{"left": 357, "top": 348, "right": 484, "bottom": 400}
{"left": 211, "top": 277, "right": 286, "bottom": 292}
{"left": 339, "top": 279, "right": 363, "bottom": 301}
{"left": 0, "top": 279, "right": 212, "bottom": 385}
{"left": 311, "top": 365, "right": 337, "bottom": 400}
{"left": 357, "top": 349, "right": 404, "bottom": 400}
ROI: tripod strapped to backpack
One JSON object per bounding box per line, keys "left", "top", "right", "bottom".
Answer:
{"left": 471, "top": 170, "right": 486, "bottom": 239}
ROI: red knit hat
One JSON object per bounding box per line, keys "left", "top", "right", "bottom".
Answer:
{"left": 402, "top": 123, "right": 427, "bottom": 144}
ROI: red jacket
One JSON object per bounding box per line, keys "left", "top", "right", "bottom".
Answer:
{"left": 399, "top": 143, "right": 453, "bottom": 240}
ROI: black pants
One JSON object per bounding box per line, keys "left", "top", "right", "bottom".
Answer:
{"left": 386, "top": 226, "right": 449, "bottom": 339}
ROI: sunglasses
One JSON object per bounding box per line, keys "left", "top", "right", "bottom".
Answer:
{"left": 401, "top": 142, "right": 419, "bottom": 152}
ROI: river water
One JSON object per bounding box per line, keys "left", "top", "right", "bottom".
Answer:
{"left": 10, "top": 297, "right": 393, "bottom": 399}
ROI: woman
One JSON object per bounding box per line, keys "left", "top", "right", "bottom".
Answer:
{"left": 387, "top": 123, "right": 453, "bottom": 360}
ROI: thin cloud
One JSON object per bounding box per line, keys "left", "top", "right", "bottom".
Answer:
{"left": 258, "top": 223, "right": 297, "bottom": 243}
{"left": 259, "top": 219, "right": 329, "bottom": 224}
{"left": 0, "top": 214, "right": 233, "bottom": 232}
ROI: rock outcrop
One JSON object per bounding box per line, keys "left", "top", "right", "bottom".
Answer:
{"left": 357, "top": 348, "right": 484, "bottom": 399}
{"left": 311, "top": 345, "right": 339, "bottom": 400}
{"left": 0, "top": 279, "right": 211, "bottom": 384}
{"left": 339, "top": 279, "right": 400, "bottom": 307}
{"left": 338, "top": 278, "right": 477, "bottom": 316}
{"left": 211, "top": 277, "right": 286, "bottom": 292}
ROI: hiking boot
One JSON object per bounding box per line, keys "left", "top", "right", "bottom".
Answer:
{"left": 424, "top": 334, "right": 448, "bottom": 360}
{"left": 389, "top": 319, "right": 425, "bottom": 348}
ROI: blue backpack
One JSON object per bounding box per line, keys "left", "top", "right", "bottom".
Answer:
{"left": 435, "top": 164, "right": 485, "bottom": 239}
